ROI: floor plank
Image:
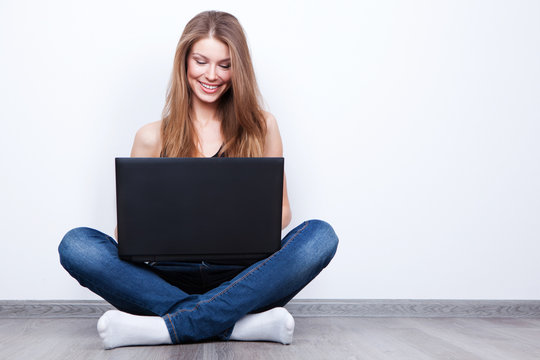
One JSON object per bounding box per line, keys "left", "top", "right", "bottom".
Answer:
{"left": 2, "top": 317, "right": 540, "bottom": 359}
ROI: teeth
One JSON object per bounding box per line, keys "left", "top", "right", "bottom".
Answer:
{"left": 201, "top": 82, "right": 218, "bottom": 89}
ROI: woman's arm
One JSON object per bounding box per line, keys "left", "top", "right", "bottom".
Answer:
{"left": 263, "top": 112, "right": 292, "bottom": 230}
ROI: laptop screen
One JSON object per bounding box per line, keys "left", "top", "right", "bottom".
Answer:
{"left": 115, "top": 157, "right": 284, "bottom": 264}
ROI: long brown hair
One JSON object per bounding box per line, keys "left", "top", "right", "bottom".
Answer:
{"left": 160, "top": 11, "right": 266, "bottom": 158}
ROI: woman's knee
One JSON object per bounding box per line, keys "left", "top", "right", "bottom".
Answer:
{"left": 302, "top": 219, "right": 339, "bottom": 264}
{"left": 58, "top": 227, "right": 107, "bottom": 271}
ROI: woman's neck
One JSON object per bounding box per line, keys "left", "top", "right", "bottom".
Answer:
{"left": 191, "top": 97, "right": 220, "bottom": 127}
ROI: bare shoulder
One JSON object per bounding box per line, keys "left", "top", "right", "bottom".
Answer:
{"left": 262, "top": 110, "right": 279, "bottom": 132}
{"left": 262, "top": 111, "right": 283, "bottom": 157}
{"left": 131, "top": 120, "right": 162, "bottom": 157}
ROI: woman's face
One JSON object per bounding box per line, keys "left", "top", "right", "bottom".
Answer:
{"left": 187, "top": 37, "right": 232, "bottom": 105}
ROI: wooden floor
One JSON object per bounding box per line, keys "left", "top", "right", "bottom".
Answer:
{"left": 2, "top": 317, "right": 540, "bottom": 359}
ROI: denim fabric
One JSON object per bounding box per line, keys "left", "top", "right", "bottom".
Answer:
{"left": 58, "top": 219, "right": 338, "bottom": 344}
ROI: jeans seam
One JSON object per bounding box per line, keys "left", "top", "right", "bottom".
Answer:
{"left": 165, "top": 220, "right": 310, "bottom": 341}
{"left": 166, "top": 314, "right": 179, "bottom": 343}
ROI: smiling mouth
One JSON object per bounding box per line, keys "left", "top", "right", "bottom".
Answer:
{"left": 200, "top": 82, "right": 220, "bottom": 90}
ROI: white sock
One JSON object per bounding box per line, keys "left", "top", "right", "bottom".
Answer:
{"left": 97, "top": 310, "right": 172, "bottom": 349}
{"left": 229, "top": 307, "right": 295, "bottom": 344}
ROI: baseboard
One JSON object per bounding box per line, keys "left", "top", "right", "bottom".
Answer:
{"left": 285, "top": 299, "right": 540, "bottom": 318}
{"left": 2, "top": 299, "right": 540, "bottom": 319}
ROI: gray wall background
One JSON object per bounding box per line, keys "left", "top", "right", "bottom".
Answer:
{"left": 0, "top": 0, "right": 539, "bottom": 300}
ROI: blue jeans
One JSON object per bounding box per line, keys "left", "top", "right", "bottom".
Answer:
{"left": 58, "top": 219, "right": 338, "bottom": 343}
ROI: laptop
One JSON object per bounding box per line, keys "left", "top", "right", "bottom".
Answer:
{"left": 115, "top": 157, "right": 284, "bottom": 264}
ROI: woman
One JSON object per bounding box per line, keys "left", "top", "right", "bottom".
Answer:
{"left": 59, "top": 10, "right": 338, "bottom": 349}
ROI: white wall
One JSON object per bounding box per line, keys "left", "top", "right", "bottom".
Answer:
{"left": 1, "top": 0, "right": 539, "bottom": 300}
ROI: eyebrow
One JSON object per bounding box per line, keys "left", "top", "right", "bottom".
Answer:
{"left": 192, "top": 53, "right": 230, "bottom": 62}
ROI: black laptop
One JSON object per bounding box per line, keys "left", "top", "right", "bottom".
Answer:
{"left": 115, "top": 157, "right": 284, "bottom": 264}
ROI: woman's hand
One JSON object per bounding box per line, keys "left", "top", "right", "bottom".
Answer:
{"left": 263, "top": 111, "right": 292, "bottom": 230}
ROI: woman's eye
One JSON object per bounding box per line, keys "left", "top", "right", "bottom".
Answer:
{"left": 195, "top": 60, "right": 206, "bottom": 65}
{"left": 220, "top": 64, "right": 231, "bottom": 69}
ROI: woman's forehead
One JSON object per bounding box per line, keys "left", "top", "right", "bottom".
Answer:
{"left": 190, "top": 37, "right": 230, "bottom": 60}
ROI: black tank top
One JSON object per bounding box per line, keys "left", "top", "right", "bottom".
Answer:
{"left": 212, "top": 144, "right": 224, "bottom": 158}
{"left": 160, "top": 144, "right": 224, "bottom": 158}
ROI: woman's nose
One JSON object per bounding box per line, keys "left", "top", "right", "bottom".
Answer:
{"left": 205, "top": 65, "right": 217, "bottom": 81}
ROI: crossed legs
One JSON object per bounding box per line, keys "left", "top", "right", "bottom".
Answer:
{"left": 58, "top": 220, "right": 338, "bottom": 348}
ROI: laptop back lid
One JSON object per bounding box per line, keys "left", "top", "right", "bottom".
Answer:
{"left": 115, "top": 157, "right": 284, "bottom": 263}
